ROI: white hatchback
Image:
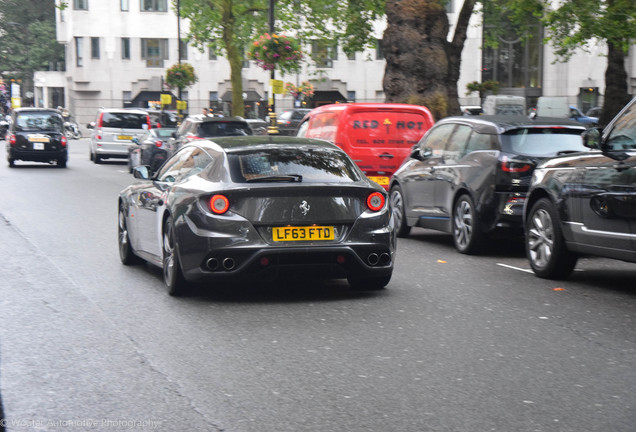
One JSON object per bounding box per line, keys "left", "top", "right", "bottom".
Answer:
{"left": 88, "top": 109, "right": 151, "bottom": 163}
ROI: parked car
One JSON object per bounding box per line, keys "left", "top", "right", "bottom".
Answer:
{"left": 569, "top": 105, "right": 599, "bottom": 125}
{"left": 0, "top": 112, "right": 9, "bottom": 138}
{"left": 524, "top": 97, "right": 636, "bottom": 279}
{"left": 297, "top": 103, "right": 435, "bottom": 190}
{"left": 5, "top": 108, "right": 68, "bottom": 168}
{"left": 243, "top": 118, "right": 268, "bottom": 135}
{"left": 118, "top": 136, "right": 395, "bottom": 295}
{"left": 127, "top": 127, "right": 177, "bottom": 174}
{"left": 87, "top": 108, "right": 151, "bottom": 163}
{"left": 586, "top": 106, "right": 603, "bottom": 119}
{"left": 276, "top": 108, "right": 312, "bottom": 135}
{"left": 482, "top": 95, "right": 526, "bottom": 115}
{"left": 168, "top": 116, "right": 252, "bottom": 156}
{"left": 389, "top": 115, "right": 588, "bottom": 254}
{"left": 140, "top": 109, "right": 179, "bottom": 128}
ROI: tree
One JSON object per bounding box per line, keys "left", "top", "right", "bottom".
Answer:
{"left": 0, "top": 0, "right": 65, "bottom": 104}
{"left": 176, "top": 0, "right": 385, "bottom": 117}
{"left": 483, "top": 0, "right": 636, "bottom": 125}
{"left": 383, "top": 0, "right": 477, "bottom": 119}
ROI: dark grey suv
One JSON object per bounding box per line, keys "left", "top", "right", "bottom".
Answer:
{"left": 524, "top": 98, "right": 636, "bottom": 279}
{"left": 390, "top": 115, "right": 587, "bottom": 254}
{"left": 169, "top": 116, "right": 252, "bottom": 156}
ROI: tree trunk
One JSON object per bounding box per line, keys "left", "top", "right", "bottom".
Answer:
{"left": 383, "top": 0, "right": 475, "bottom": 120}
{"left": 601, "top": 41, "right": 631, "bottom": 126}
{"left": 221, "top": 0, "right": 245, "bottom": 117}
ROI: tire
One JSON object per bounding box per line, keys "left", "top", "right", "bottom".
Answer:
{"left": 8, "top": 158, "right": 15, "bottom": 168}
{"left": 390, "top": 184, "right": 411, "bottom": 237}
{"left": 525, "top": 198, "right": 577, "bottom": 279}
{"left": 118, "top": 206, "right": 142, "bottom": 265}
{"left": 452, "top": 194, "right": 484, "bottom": 254}
{"left": 127, "top": 156, "right": 133, "bottom": 174}
{"left": 163, "top": 217, "right": 189, "bottom": 296}
{"left": 94, "top": 154, "right": 102, "bottom": 164}
{"left": 89, "top": 150, "right": 95, "bottom": 161}
{"left": 57, "top": 158, "right": 67, "bottom": 168}
{"left": 65, "top": 129, "right": 74, "bottom": 140}
{"left": 73, "top": 130, "right": 82, "bottom": 140}
{"left": 348, "top": 274, "right": 391, "bottom": 291}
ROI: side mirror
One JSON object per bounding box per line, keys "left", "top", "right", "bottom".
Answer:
{"left": 132, "top": 137, "right": 139, "bottom": 145}
{"left": 132, "top": 165, "right": 151, "bottom": 180}
{"left": 582, "top": 128, "right": 602, "bottom": 150}
{"left": 171, "top": 131, "right": 177, "bottom": 138}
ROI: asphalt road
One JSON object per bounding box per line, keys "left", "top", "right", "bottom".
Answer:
{"left": 1, "top": 138, "right": 635, "bottom": 432}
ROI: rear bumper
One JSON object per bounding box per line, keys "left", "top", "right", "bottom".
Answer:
{"left": 8, "top": 147, "right": 67, "bottom": 162}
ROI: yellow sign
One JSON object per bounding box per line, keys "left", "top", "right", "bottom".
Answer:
{"left": 270, "top": 79, "right": 285, "bottom": 95}
{"left": 176, "top": 100, "right": 187, "bottom": 110}
{"left": 161, "top": 94, "right": 172, "bottom": 105}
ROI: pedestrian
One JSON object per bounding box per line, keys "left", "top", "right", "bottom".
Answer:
{"left": 202, "top": 107, "right": 210, "bottom": 117}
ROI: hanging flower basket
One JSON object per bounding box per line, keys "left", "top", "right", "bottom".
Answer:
{"left": 247, "top": 33, "right": 303, "bottom": 75}
{"left": 285, "top": 81, "right": 314, "bottom": 100}
{"left": 165, "top": 62, "right": 198, "bottom": 90}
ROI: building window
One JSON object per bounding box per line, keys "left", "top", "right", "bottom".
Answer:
{"left": 74, "top": 0, "right": 88, "bottom": 10}
{"left": 376, "top": 39, "right": 384, "bottom": 60}
{"left": 179, "top": 39, "right": 188, "bottom": 61}
{"left": 91, "top": 37, "right": 100, "bottom": 59}
{"left": 141, "top": 0, "right": 167, "bottom": 12}
{"left": 75, "top": 37, "right": 83, "bottom": 67}
{"left": 347, "top": 51, "right": 356, "bottom": 61}
{"left": 123, "top": 91, "right": 132, "bottom": 103}
{"left": 121, "top": 38, "right": 130, "bottom": 60}
{"left": 347, "top": 91, "right": 356, "bottom": 102}
{"left": 208, "top": 45, "right": 217, "bottom": 60}
{"left": 141, "top": 38, "right": 169, "bottom": 67}
{"left": 312, "top": 40, "right": 337, "bottom": 68}
{"left": 481, "top": 10, "right": 542, "bottom": 91}
{"left": 121, "top": 0, "right": 129, "bottom": 11}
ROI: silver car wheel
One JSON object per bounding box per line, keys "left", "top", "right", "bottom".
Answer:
{"left": 453, "top": 199, "right": 473, "bottom": 249}
{"left": 527, "top": 207, "right": 554, "bottom": 269}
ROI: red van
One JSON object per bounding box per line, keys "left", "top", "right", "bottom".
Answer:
{"left": 296, "top": 103, "right": 434, "bottom": 189}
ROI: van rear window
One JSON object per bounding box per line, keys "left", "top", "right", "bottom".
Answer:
{"left": 102, "top": 113, "right": 149, "bottom": 129}
{"left": 346, "top": 112, "right": 431, "bottom": 148}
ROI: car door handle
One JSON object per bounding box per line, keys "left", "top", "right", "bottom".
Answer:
{"left": 379, "top": 153, "right": 394, "bottom": 159}
{"left": 613, "top": 162, "right": 630, "bottom": 172}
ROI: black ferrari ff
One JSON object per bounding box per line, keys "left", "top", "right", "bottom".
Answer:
{"left": 118, "top": 136, "right": 395, "bottom": 295}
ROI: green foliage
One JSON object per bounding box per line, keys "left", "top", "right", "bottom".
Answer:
{"left": 0, "top": 0, "right": 65, "bottom": 95}
{"left": 165, "top": 63, "right": 198, "bottom": 90}
{"left": 465, "top": 80, "right": 499, "bottom": 97}
{"left": 247, "top": 33, "right": 303, "bottom": 75}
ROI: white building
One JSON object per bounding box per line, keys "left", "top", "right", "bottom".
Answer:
{"left": 35, "top": 0, "right": 635, "bottom": 127}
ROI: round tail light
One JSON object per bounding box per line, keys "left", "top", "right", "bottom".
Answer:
{"left": 209, "top": 194, "right": 230, "bottom": 214}
{"left": 367, "top": 192, "right": 385, "bottom": 211}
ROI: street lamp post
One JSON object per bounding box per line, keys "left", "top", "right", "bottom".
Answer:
{"left": 267, "top": 0, "right": 279, "bottom": 134}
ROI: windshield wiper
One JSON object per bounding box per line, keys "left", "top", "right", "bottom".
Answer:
{"left": 246, "top": 174, "right": 303, "bottom": 183}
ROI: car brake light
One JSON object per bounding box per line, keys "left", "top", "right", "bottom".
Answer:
{"left": 61, "top": 136, "right": 67, "bottom": 147}
{"left": 155, "top": 140, "right": 163, "bottom": 147}
{"left": 9, "top": 134, "right": 16, "bottom": 145}
{"left": 146, "top": 116, "right": 152, "bottom": 130}
{"left": 367, "top": 192, "right": 385, "bottom": 211}
{"left": 97, "top": 112, "right": 103, "bottom": 128}
{"left": 209, "top": 194, "right": 230, "bottom": 214}
{"left": 501, "top": 156, "right": 532, "bottom": 173}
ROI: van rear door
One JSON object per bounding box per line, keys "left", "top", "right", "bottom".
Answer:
{"left": 340, "top": 107, "right": 433, "bottom": 188}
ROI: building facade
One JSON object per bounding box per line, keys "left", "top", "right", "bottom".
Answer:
{"left": 35, "top": 0, "right": 636, "bottom": 127}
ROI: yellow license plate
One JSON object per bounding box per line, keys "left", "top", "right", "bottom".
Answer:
{"left": 272, "top": 226, "right": 334, "bottom": 241}
{"left": 118, "top": 135, "right": 133, "bottom": 141}
{"left": 29, "top": 136, "right": 50, "bottom": 143}
{"left": 368, "top": 176, "right": 389, "bottom": 186}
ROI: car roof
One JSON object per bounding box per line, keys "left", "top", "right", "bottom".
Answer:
{"left": 99, "top": 108, "right": 149, "bottom": 115}
{"left": 184, "top": 136, "right": 341, "bottom": 153}
{"left": 437, "top": 115, "right": 586, "bottom": 134}
{"left": 187, "top": 115, "right": 248, "bottom": 123}
{"left": 14, "top": 108, "right": 61, "bottom": 114}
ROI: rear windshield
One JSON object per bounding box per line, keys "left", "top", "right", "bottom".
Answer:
{"left": 155, "top": 128, "right": 176, "bottom": 138}
{"left": 198, "top": 121, "right": 252, "bottom": 137}
{"left": 102, "top": 112, "right": 149, "bottom": 129}
{"left": 15, "top": 112, "right": 63, "bottom": 132}
{"left": 500, "top": 127, "right": 586, "bottom": 157}
{"left": 228, "top": 148, "right": 362, "bottom": 183}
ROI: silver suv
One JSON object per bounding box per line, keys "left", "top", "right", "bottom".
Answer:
{"left": 88, "top": 108, "right": 151, "bottom": 163}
